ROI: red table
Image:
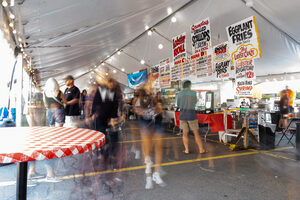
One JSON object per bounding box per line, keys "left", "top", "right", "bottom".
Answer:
{"left": 0, "top": 127, "right": 105, "bottom": 200}
{"left": 175, "top": 112, "right": 233, "bottom": 132}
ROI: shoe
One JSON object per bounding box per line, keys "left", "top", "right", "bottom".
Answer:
{"left": 135, "top": 150, "right": 141, "bottom": 159}
{"left": 145, "top": 176, "right": 153, "bottom": 189}
{"left": 159, "top": 167, "right": 167, "bottom": 177}
{"left": 144, "top": 157, "right": 153, "bottom": 174}
{"left": 28, "top": 173, "right": 45, "bottom": 180}
{"left": 152, "top": 172, "right": 166, "bottom": 187}
{"left": 44, "top": 176, "right": 62, "bottom": 183}
{"left": 130, "top": 145, "right": 136, "bottom": 153}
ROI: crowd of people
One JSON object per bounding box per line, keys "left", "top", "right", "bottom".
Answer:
{"left": 25, "top": 69, "right": 208, "bottom": 190}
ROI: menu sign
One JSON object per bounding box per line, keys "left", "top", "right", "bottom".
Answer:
{"left": 235, "top": 59, "right": 255, "bottom": 80}
{"left": 235, "top": 79, "right": 253, "bottom": 97}
{"left": 172, "top": 33, "right": 187, "bottom": 62}
{"left": 182, "top": 56, "right": 196, "bottom": 79}
{"left": 226, "top": 15, "right": 261, "bottom": 62}
{"left": 150, "top": 65, "right": 160, "bottom": 88}
{"left": 159, "top": 58, "right": 171, "bottom": 88}
{"left": 171, "top": 60, "right": 183, "bottom": 81}
{"left": 191, "top": 17, "right": 212, "bottom": 56}
{"left": 213, "top": 42, "right": 233, "bottom": 79}
{"left": 195, "top": 54, "right": 212, "bottom": 78}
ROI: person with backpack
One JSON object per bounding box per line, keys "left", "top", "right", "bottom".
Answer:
{"left": 44, "top": 78, "right": 67, "bottom": 127}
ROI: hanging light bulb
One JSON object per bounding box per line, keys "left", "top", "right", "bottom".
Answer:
{"left": 121, "top": 68, "right": 125, "bottom": 72}
{"left": 167, "top": 7, "right": 172, "bottom": 15}
{"left": 9, "top": 22, "right": 13, "bottom": 28}
{"left": 10, "top": 0, "right": 14, "bottom": 6}
{"left": 145, "top": 25, "right": 149, "bottom": 30}
{"left": 245, "top": 0, "right": 254, "bottom": 7}
{"left": 140, "top": 59, "right": 145, "bottom": 65}
{"left": 2, "top": 0, "right": 8, "bottom": 7}
{"left": 117, "top": 51, "right": 121, "bottom": 55}
{"left": 171, "top": 17, "right": 177, "bottom": 23}
{"left": 106, "top": 72, "right": 108, "bottom": 76}
{"left": 18, "top": 37, "right": 22, "bottom": 42}
{"left": 113, "top": 69, "right": 117, "bottom": 73}
{"left": 158, "top": 44, "right": 163, "bottom": 49}
{"left": 102, "top": 63, "right": 105, "bottom": 66}
{"left": 147, "top": 30, "right": 152, "bottom": 36}
{"left": 12, "top": 29, "right": 16, "bottom": 34}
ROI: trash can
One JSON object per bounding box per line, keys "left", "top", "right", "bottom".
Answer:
{"left": 258, "top": 125, "right": 275, "bottom": 150}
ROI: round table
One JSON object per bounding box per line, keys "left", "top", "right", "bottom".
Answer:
{"left": 0, "top": 126, "right": 105, "bottom": 200}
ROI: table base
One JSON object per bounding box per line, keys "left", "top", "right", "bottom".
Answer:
{"left": 17, "top": 162, "right": 28, "bottom": 200}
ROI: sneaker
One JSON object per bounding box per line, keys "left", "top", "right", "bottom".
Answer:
{"left": 152, "top": 172, "right": 166, "bottom": 187}
{"left": 130, "top": 145, "right": 136, "bottom": 153}
{"left": 135, "top": 150, "right": 141, "bottom": 159}
{"left": 144, "top": 157, "right": 153, "bottom": 174}
{"left": 145, "top": 176, "right": 153, "bottom": 190}
{"left": 44, "top": 176, "right": 62, "bottom": 183}
{"left": 28, "top": 173, "right": 45, "bottom": 180}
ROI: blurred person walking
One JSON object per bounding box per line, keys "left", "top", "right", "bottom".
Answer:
{"left": 27, "top": 77, "right": 65, "bottom": 182}
{"left": 64, "top": 75, "right": 81, "bottom": 127}
{"left": 134, "top": 76, "right": 165, "bottom": 189}
{"left": 80, "top": 89, "right": 88, "bottom": 119}
{"left": 176, "top": 80, "right": 206, "bottom": 154}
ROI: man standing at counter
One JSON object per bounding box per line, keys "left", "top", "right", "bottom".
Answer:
{"left": 64, "top": 75, "right": 81, "bottom": 127}
{"left": 176, "top": 80, "right": 206, "bottom": 154}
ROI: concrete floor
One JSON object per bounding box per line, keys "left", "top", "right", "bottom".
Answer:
{"left": 0, "top": 121, "right": 299, "bottom": 200}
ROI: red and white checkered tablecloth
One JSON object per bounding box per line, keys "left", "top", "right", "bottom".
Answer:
{"left": 0, "top": 127, "right": 105, "bottom": 164}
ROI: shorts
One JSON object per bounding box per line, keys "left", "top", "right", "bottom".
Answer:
{"left": 47, "top": 108, "right": 65, "bottom": 126}
{"left": 180, "top": 119, "right": 199, "bottom": 131}
{"left": 138, "top": 118, "right": 164, "bottom": 135}
{"left": 64, "top": 115, "right": 81, "bottom": 128}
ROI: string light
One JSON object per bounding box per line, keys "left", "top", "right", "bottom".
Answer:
{"left": 145, "top": 25, "right": 149, "bottom": 30}
{"left": 9, "top": 13, "right": 15, "bottom": 19}
{"left": 140, "top": 59, "right": 145, "bottom": 65}
{"left": 117, "top": 51, "right": 121, "bottom": 55}
{"left": 147, "top": 30, "right": 152, "bottom": 36}
{"left": 113, "top": 69, "right": 117, "bottom": 73}
{"left": 121, "top": 68, "right": 125, "bottom": 72}
{"left": 2, "top": 1, "right": 8, "bottom": 7}
{"left": 10, "top": 0, "right": 14, "bottom": 6}
{"left": 102, "top": 63, "right": 104, "bottom": 66}
{"left": 12, "top": 29, "right": 16, "bottom": 34}
{"left": 9, "top": 23, "right": 13, "bottom": 28}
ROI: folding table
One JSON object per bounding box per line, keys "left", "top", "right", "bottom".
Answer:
{"left": 0, "top": 126, "right": 105, "bottom": 200}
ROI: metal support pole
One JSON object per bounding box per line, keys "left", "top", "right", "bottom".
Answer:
{"left": 296, "top": 123, "right": 300, "bottom": 160}
{"left": 16, "top": 162, "right": 28, "bottom": 200}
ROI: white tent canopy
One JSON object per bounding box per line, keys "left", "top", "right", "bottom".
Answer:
{"left": 2, "top": 0, "right": 300, "bottom": 88}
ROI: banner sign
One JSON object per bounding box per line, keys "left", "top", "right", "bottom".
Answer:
{"left": 159, "top": 58, "right": 171, "bottom": 88}
{"left": 213, "top": 42, "right": 233, "bottom": 79}
{"left": 127, "top": 69, "right": 147, "bottom": 89}
{"left": 235, "top": 79, "right": 253, "bottom": 97}
{"left": 172, "top": 33, "right": 187, "bottom": 62}
{"left": 226, "top": 16, "right": 261, "bottom": 63}
{"left": 191, "top": 17, "right": 212, "bottom": 56}
{"left": 150, "top": 65, "right": 160, "bottom": 88}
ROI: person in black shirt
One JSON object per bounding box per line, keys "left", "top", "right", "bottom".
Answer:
{"left": 64, "top": 75, "right": 81, "bottom": 127}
